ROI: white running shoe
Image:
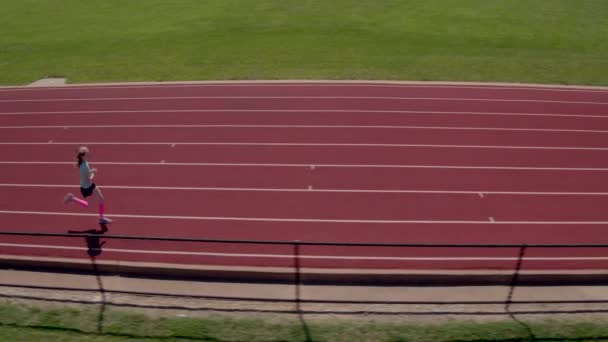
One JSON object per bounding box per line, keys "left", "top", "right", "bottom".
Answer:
{"left": 63, "top": 193, "right": 74, "bottom": 205}
{"left": 99, "top": 217, "right": 112, "bottom": 224}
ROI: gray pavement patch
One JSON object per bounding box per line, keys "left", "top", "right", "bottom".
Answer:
{"left": 27, "top": 77, "right": 66, "bottom": 87}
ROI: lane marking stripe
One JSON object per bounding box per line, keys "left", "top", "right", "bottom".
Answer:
{"left": 0, "top": 161, "right": 607, "bottom": 171}
{"left": 1, "top": 141, "right": 607, "bottom": 151}
{"left": 1, "top": 183, "right": 608, "bottom": 196}
{"left": 1, "top": 243, "right": 607, "bottom": 260}
{"left": 0, "top": 210, "right": 607, "bottom": 224}
{"left": 1, "top": 96, "right": 607, "bottom": 105}
{"left": 0, "top": 109, "right": 606, "bottom": 119}
{"left": 1, "top": 124, "right": 608, "bottom": 134}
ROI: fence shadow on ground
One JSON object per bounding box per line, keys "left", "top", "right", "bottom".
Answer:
{"left": 1, "top": 231, "right": 608, "bottom": 341}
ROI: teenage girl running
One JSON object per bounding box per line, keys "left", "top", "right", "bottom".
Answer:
{"left": 64, "top": 146, "right": 112, "bottom": 224}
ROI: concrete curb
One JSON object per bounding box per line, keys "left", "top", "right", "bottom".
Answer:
{"left": 1, "top": 79, "right": 608, "bottom": 90}
{"left": 2, "top": 255, "right": 608, "bottom": 286}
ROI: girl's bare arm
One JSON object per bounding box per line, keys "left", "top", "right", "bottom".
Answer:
{"left": 88, "top": 166, "right": 97, "bottom": 180}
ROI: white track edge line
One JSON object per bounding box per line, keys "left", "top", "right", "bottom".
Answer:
{"left": 1, "top": 96, "right": 607, "bottom": 105}
{"left": 1, "top": 142, "right": 607, "bottom": 151}
{"left": 1, "top": 183, "right": 607, "bottom": 196}
{"left": 2, "top": 81, "right": 608, "bottom": 92}
{"left": 2, "top": 124, "right": 608, "bottom": 134}
{"left": 0, "top": 161, "right": 606, "bottom": 171}
{"left": 0, "top": 109, "right": 606, "bottom": 119}
{"left": 1, "top": 210, "right": 608, "bottom": 224}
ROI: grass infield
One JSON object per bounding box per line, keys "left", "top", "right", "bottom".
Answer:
{"left": 1, "top": 301, "right": 608, "bottom": 341}
{"left": 1, "top": 0, "right": 607, "bottom": 86}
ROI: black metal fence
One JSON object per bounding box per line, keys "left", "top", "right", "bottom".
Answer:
{"left": 2, "top": 230, "right": 608, "bottom": 248}
{"left": 2, "top": 230, "right": 608, "bottom": 285}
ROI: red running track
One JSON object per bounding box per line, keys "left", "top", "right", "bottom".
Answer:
{"left": 1, "top": 82, "right": 608, "bottom": 271}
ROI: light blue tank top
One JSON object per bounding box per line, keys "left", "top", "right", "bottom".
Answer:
{"left": 79, "top": 161, "right": 92, "bottom": 188}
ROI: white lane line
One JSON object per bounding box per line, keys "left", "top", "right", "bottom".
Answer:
{"left": 2, "top": 124, "right": 608, "bottom": 134}
{"left": 2, "top": 183, "right": 608, "bottom": 196}
{"left": 1, "top": 96, "right": 607, "bottom": 105}
{"left": 1, "top": 82, "right": 607, "bottom": 92}
{"left": 2, "top": 142, "right": 608, "bottom": 151}
{"left": 0, "top": 109, "right": 607, "bottom": 119}
{"left": 0, "top": 161, "right": 607, "bottom": 171}
{"left": 1, "top": 210, "right": 608, "bottom": 224}
{"left": 1, "top": 243, "right": 608, "bottom": 261}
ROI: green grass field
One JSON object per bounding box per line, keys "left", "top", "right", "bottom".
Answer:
{"left": 2, "top": 301, "right": 608, "bottom": 342}
{"left": 1, "top": 0, "right": 607, "bottom": 86}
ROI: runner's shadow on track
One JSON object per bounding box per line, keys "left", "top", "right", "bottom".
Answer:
{"left": 67, "top": 224, "right": 109, "bottom": 257}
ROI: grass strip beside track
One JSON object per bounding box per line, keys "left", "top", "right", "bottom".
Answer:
{"left": 1, "top": 0, "right": 608, "bottom": 86}
{"left": 1, "top": 301, "right": 608, "bottom": 341}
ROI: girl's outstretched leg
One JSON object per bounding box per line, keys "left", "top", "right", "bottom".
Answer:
{"left": 64, "top": 193, "right": 88, "bottom": 207}
{"left": 93, "top": 187, "right": 111, "bottom": 223}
